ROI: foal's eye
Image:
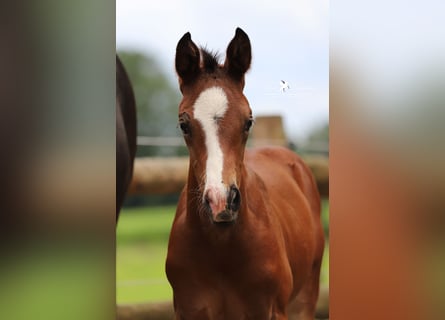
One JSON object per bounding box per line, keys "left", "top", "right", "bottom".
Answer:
{"left": 179, "top": 121, "right": 190, "bottom": 135}
{"left": 178, "top": 113, "right": 192, "bottom": 136}
{"left": 244, "top": 118, "right": 254, "bottom": 132}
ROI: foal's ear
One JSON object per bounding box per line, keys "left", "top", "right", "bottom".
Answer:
{"left": 224, "top": 28, "right": 251, "bottom": 83}
{"left": 175, "top": 32, "right": 200, "bottom": 86}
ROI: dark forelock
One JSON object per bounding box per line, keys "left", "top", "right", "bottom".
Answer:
{"left": 200, "top": 47, "right": 220, "bottom": 73}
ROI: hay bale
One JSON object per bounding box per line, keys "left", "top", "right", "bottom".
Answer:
{"left": 128, "top": 156, "right": 328, "bottom": 197}
{"left": 250, "top": 115, "right": 288, "bottom": 147}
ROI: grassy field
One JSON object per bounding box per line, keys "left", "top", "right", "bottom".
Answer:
{"left": 117, "top": 206, "right": 176, "bottom": 303}
{"left": 116, "top": 201, "right": 329, "bottom": 303}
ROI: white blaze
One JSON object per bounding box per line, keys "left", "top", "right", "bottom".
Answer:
{"left": 193, "top": 87, "right": 228, "bottom": 199}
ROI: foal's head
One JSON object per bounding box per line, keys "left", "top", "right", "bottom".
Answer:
{"left": 175, "top": 28, "right": 253, "bottom": 224}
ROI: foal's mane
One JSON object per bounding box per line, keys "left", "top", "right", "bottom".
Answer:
{"left": 200, "top": 47, "right": 221, "bottom": 73}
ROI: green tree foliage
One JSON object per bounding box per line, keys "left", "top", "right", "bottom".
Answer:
{"left": 118, "top": 50, "right": 186, "bottom": 157}
{"left": 308, "top": 123, "right": 329, "bottom": 144}
{"left": 296, "top": 122, "right": 329, "bottom": 156}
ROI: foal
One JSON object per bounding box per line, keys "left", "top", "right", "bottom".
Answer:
{"left": 166, "top": 28, "right": 324, "bottom": 320}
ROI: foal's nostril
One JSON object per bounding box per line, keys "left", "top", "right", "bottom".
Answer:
{"left": 228, "top": 185, "right": 241, "bottom": 212}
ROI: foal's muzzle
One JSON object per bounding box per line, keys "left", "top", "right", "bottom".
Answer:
{"left": 205, "top": 185, "right": 241, "bottom": 223}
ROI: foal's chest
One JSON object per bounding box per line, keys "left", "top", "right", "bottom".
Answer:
{"left": 169, "top": 237, "right": 291, "bottom": 320}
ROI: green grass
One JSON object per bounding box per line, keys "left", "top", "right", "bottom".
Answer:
{"left": 117, "top": 202, "right": 329, "bottom": 303}
{"left": 116, "top": 206, "right": 176, "bottom": 303}
{"left": 320, "top": 199, "right": 330, "bottom": 285}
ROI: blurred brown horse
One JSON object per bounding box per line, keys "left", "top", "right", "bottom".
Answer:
{"left": 166, "top": 28, "right": 324, "bottom": 319}
{"left": 116, "top": 55, "right": 136, "bottom": 221}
